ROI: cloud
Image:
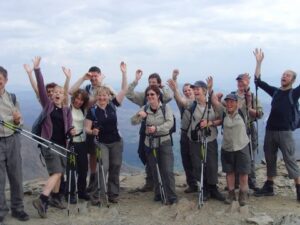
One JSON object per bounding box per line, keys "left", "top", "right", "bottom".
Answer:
{"left": 1, "top": 0, "right": 300, "bottom": 89}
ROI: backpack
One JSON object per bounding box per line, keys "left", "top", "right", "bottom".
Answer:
{"left": 85, "top": 84, "right": 93, "bottom": 95}
{"left": 31, "top": 109, "right": 47, "bottom": 140}
{"left": 143, "top": 104, "right": 176, "bottom": 144}
{"left": 272, "top": 89, "right": 300, "bottom": 131}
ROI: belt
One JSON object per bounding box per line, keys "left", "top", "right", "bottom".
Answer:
{"left": 0, "top": 134, "right": 13, "bottom": 140}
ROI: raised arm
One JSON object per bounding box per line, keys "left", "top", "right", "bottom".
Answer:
{"left": 126, "top": 69, "right": 145, "bottom": 106}
{"left": 62, "top": 66, "right": 71, "bottom": 105}
{"left": 206, "top": 76, "right": 223, "bottom": 111}
{"left": 33, "top": 56, "right": 50, "bottom": 108}
{"left": 253, "top": 48, "right": 264, "bottom": 79}
{"left": 115, "top": 61, "right": 128, "bottom": 104}
{"left": 23, "top": 64, "right": 39, "bottom": 98}
{"left": 167, "top": 79, "right": 188, "bottom": 108}
{"left": 69, "top": 72, "right": 91, "bottom": 95}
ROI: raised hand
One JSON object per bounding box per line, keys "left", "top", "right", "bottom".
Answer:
{"left": 62, "top": 66, "right": 71, "bottom": 79}
{"left": 23, "top": 64, "right": 33, "bottom": 75}
{"left": 120, "top": 61, "right": 127, "bottom": 74}
{"left": 253, "top": 48, "right": 264, "bottom": 64}
{"left": 206, "top": 76, "right": 213, "bottom": 93}
{"left": 83, "top": 72, "right": 92, "bottom": 80}
{"left": 172, "top": 69, "right": 179, "bottom": 81}
{"left": 135, "top": 69, "right": 143, "bottom": 82}
{"left": 167, "top": 79, "right": 177, "bottom": 92}
{"left": 32, "top": 56, "right": 41, "bottom": 69}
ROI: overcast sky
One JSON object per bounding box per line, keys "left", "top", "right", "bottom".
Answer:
{"left": 1, "top": 0, "right": 300, "bottom": 93}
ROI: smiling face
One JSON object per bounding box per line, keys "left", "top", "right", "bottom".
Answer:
{"left": 73, "top": 94, "right": 84, "bottom": 109}
{"left": 52, "top": 86, "right": 65, "bottom": 107}
{"left": 193, "top": 86, "right": 206, "bottom": 101}
{"left": 96, "top": 87, "right": 110, "bottom": 107}
{"left": 90, "top": 71, "right": 101, "bottom": 86}
{"left": 225, "top": 99, "right": 238, "bottom": 114}
{"left": 146, "top": 90, "right": 159, "bottom": 105}
{"left": 281, "top": 70, "right": 296, "bottom": 88}
{"left": 183, "top": 84, "right": 194, "bottom": 99}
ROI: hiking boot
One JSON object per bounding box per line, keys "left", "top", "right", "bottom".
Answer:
{"left": 225, "top": 190, "right": 236, "bottom": 204}
{"left": 167, "top": 197, "right": 178, "bottom": 205}
{"left": 254, "top": 180, "right": 274, "bottom": 197}
{"left": 49, "top": 195, "right": 66, "bottom": 209}
{"left": 90, "top": 195, "right": 101, "bottom": 206}
{"left": 32, "top": 197, "right": 48, "bottom": 218}
{"left": 296, "top": 184, "right": 300, "bottom": 202}
{"left": 68, "top": 195, "right": 77, "bottom": 204}
{"left": 248, "top": 179, "right": 259, "bottom": 192}
{"left": 184, "top": 186, "right": 198, "bottom": 193}
{"left": 108, "top": 197, "right": 118, "bottom": 204}
{"left": 209, "top": 185, "right": 225, "bottom": 201}
{"left": 11, "top": 210, "right": 29, "bottom": 221}
{"left": 238, "top": 190, "right": 248, "bottom": 206}
{"left": 153, "top": 194, "right": 162, "bottom": 202}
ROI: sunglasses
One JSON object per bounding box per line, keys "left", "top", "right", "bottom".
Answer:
{"left": 146, "top": 93, "right": 156, "bottom": 97}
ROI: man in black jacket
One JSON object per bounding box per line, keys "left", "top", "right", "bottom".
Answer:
{"left": 253, "top": 48, "right": 300, "bottom": 202}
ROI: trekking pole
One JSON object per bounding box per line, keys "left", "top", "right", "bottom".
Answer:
{"left": 198, "top": 132, "right": 207, "bottom": 209}
{"left": 0, "top": 120, "right": 70, "bottom": 158}
{"left": 94, "top": 134, "right": 110, "bottom": 208}
{"left": 67, "top": 135, "right": 80, "bottom": 216}
{"left": 255, "top": 80, "right": 259, "bottom": 154}
{"left": 149, "top": 135, "right": 167, "bottom": 205}
{"left": 244, "top": 90, "right": 254, "bottom": 161}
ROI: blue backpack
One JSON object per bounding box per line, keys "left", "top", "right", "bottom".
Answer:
{"left": 272, "top": 89, "right": 300, "bottom": 131}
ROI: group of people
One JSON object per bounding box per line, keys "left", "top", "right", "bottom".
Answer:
{"left": 0, "top": 48, "right": 300, "bottom": 224}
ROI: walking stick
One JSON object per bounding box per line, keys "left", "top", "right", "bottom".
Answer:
{"left": 255, "top": 80, "right": 259, "bottom": 154}
{"left": 94, "top": 135, "right": 110, "bottom": 208}
{"left": 244, "top": 90, "right": 254, "bottom": 161}
{"left": 0, "top": 120, "right": 73, "bottom": 157}
{"left": 67, "top": 136, "right": 80, "bottom": 216}
{"left": 198, "top": 132, "right": 207, "bottom": 209}
{"left": 198, "top": 94, "right": 211, "bottom": 209}
{"left": 149, "top": 135, "right": 167, "bottom": 205}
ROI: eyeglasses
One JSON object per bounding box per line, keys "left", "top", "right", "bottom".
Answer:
{"left": 146, "top": 93, "right": 156, "bottom": 97}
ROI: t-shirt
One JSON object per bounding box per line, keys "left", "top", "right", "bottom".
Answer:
{"left": 256, "top": 78, "right": 300, "bottom": 131}
{"left": 86, "top": 98, "right": 121, "bottom": 144}
{"left": 50, "top": 106, "right": 65, "bottom": 147}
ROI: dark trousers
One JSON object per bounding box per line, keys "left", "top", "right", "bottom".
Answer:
{"left": 0, "top": 134, "right": 24, "bottom": 217}
{"left": 190, "top": 139, "right": 218, "bottom": 185}
{"left": 146, "top": 143, "right": 177, "bottom": 200}
{"left": 66, "top": 142, "right": 88, "bottom": 195}
{"left": 138, "top": 133, "right": 153, "bottom": 186}
{"left": 180, "top": 131, "right": 196, "bottom": 187}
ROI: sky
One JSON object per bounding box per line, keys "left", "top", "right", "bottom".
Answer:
{"left": 1, "top": 0, "right": 300, "bottom": 94}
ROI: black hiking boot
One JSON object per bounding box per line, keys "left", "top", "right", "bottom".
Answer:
{"left": 32, "top": 195, "right": 48, "bottom": 219}
{"left": 209, "top": 185, "right": 225, "bottom": 201}
{"left": 254, "top": 180, "right": 274, "bottom": 197}
{"left": 49, "top": 193, "right": 66, "bottom": 209}
{"left": 184, "top": 185, "right": 198, "bottom": 193}
{"left": 11, "top": 210, "right": 29, "bottom": 221}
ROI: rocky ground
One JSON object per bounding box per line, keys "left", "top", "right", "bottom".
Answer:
{"left": 3, "top": 160, "right": 300, "bottom": 225}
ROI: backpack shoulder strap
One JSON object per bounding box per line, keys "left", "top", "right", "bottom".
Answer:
{"left": 85, "top": 84, "right": 92, "bottom": 94}
{"left": 238, "top": 109, "right": 246, "bottom": 124}
{"left": 288, "top": 89, "right": 294, "bottom": 105}
{"left": 91, "top": 105, "right": 97, "bottom": 122}
{"left": 9, "top": 93, "right": 16, "bottom": 106}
